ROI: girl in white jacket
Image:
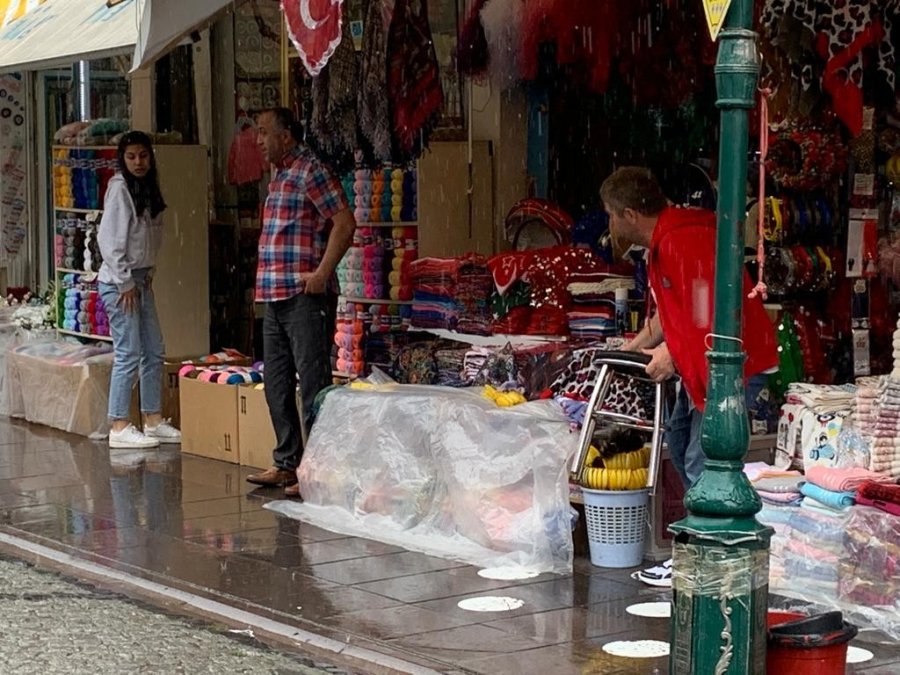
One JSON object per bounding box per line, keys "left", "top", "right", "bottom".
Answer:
{"left": 98, "top": 131, "right": 181, "bottom": 449}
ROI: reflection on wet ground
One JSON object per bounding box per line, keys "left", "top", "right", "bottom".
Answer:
{"left": 0, "top": 417, "right": 896, "bottom": 674}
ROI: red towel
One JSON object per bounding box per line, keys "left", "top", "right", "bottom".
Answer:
{"left": 858, "top": 480, "right": 900, "bottom": 507}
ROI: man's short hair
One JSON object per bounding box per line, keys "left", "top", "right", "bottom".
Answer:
{"left": 260, "top": 107, "right": 301, "bottom": 142}
{"left": 600, "top": 167, "right": 668, "bottom": 216}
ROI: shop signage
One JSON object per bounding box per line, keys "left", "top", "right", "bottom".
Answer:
{"left": 281, "top": 0, "right": 344, "bottom": 77}
{"left": 701, "top": 0, "right": 733, "bottom": 41}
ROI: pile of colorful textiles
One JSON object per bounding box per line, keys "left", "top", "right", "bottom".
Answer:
{"left": 751, "top": 469, "right": 804, "bottom": 507}
{"left": 410, "top": 255, "right": 490, "bottom": 332}
{"left": 855, "top": 479, "right": 900, "bottom": 516}
{"left": 777, "top": 383, "right": 855, "bottom": 470}
{"left": 178, "top": 364, "right": 262, "bottom": 384}
{"left": 565, "top": 272, "right": 632, "bottom": 340}
{"left": 434, "top": 347, "right": 468, "bottom": 387}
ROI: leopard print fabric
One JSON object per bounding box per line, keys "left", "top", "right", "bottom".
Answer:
{"left": 550, "top": 348, "right": 656, "bottom": 421}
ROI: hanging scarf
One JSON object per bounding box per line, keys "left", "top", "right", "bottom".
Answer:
{"left": 387, "top": 0, "right": 444, "bottom": 161}
{"left": 358, "top": 0, "right": 393, "bottom": 162}
{"left": 457, "top": 0, "right": 490, "bottom": 79}
{"left": 310, "top": 15, "right": 358, "bottom": 170}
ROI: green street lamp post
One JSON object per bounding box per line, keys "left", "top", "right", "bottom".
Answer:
{"left": 669, "top": 1, "right": 774, "bottom": 673}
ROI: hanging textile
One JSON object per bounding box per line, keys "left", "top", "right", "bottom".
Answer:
{"left": 480, "top": 0, "right": 524, "bottom": 91}
{"left": 281, "top": 0, "right": 344, "bottom": 77}
{"left": 358, "top": 0, "right": 393, "bottom": 162}
{"left": 309, "top": 15, "right": 358, "bottom": 171}
{"left": 386, "top": 0, "right": 444, "bottom": 162}
{"left": 457, "top": 0, "right": 490, "bottom": 79}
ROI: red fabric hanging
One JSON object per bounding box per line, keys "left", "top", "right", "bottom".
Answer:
{"left": 520, "top": 0, "right": 619, "bottom": 94}
{"left": 281, "top": 0, "right": 344, "bottom": 77}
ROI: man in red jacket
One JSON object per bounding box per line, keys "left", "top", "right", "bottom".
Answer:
{"left": 601, "top": 166, "right": 779, "bottom": 586}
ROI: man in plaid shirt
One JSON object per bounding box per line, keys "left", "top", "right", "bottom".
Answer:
{"left": 246, "top": 108, "right": 355, "bottom": 497}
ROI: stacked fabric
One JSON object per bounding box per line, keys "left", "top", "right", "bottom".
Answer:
{"left": 856, "top": 480, "right": 900, "bottom": 516}
{"left": 388, "top": 227, "right": 417, "bottom": 302}
{"left": 776, "top": 383, "right": 855, "bottom": 470}
{"left": 859, "top": 376, "right": 900, "bottom": 476}
{"left": 566, "top": 272, "right": 632, "bottom": 340}
{"left": 752, "top": 471, "right": 804, "bottom": 507}
{"left": 434, "top": 348, "right": 468, "bottom": 387}
{"left": 365, "top": 333, "right": 411, "bottom": 374}
{"left": 410, "top": 257, "right": 463, "bottom": 330}
{"left": 455, "top": 258, "right": 493, "bottom": 335}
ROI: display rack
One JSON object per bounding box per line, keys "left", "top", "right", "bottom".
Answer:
{"left": 51, "top": 145, "right": 117, "bottom": 342}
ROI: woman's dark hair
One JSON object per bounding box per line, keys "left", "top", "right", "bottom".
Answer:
{"left": 117, "top": 131, "right": 167, "bottom": 218}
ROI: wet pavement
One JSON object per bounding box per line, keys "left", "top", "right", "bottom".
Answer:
{"left": 0, "top": 555, "right": 341, "bottom": 674}
{"left": 1, "top": 416, "right": 898, "bottom": 674}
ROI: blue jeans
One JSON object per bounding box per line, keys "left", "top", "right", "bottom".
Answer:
{"left": 667, "top": 372, "right": 770, "bottom": 489}
{"left": 99, "top": 268, "right": 165, "bottom": 421}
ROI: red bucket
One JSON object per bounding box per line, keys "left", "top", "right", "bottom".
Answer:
{"left": 767, "top": 611, "right": 857, "bottom": 675}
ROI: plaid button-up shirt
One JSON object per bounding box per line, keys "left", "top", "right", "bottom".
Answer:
{"left": 255, "top": 145, "right": 348, "bottom": 302}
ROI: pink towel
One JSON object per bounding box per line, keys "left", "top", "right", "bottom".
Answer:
{"left": 805, "top": 465, "right": 894, "bottom": 492}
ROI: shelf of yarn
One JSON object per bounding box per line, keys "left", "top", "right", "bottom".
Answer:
{"left": 336, "top": 224, "right": 418, "bottom": 302}
{"left": 343, "top": 166, "right": 418, "bottom": 225}
{"left": 55, "top": 213, "right": 102, "bottom": 274}
{"left": 56, "top": 272, "right": 110, "bottom": 341}
{"left": 52, "top": 146, "right": 117, "bottom": 211}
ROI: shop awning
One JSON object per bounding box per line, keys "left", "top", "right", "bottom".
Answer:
{"left": 0, "top": 0, "right": 138, "bottom": 73}
{"left": 131, "top": 0, "right": 234, "bottom": 72}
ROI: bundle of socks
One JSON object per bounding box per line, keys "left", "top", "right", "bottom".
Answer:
{"left": 388, "top": 228, "right": 417, "bottom": 302}
{"left": 178, "top": 364, "right": 263, "bottom": 384}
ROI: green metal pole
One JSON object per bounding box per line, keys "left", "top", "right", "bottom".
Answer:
{"left": 669, "top": 1, "right": 773, "bottom": 673}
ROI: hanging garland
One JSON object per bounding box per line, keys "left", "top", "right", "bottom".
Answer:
{"left": 765, "top": 123, "right": 848, "bottom": 191}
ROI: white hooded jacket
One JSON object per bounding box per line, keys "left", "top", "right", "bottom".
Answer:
{"left": 97, "top": 174, "right": 163, "bottom": 293}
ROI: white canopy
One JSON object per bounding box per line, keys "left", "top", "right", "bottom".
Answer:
{"left": 131, "top": 0, "right": 234, "bottom": 71}
{"left": 0, "top": 0, "right": 139, "bottom": 73}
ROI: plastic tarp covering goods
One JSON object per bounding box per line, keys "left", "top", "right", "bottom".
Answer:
{"left": 6, "top": 341, "right": 114, "bottom": 438}
{"left": 759, "top": 504, "right": 900, "bottom": 642}
{"left": 266, "top": 385, "right": 578, "bottom": 574}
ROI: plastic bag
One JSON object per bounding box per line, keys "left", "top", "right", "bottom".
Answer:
{"left": 266, "top": 385, "right": 577, "bottom": 574}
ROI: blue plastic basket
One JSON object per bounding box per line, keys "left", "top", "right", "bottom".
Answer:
{"left": 582, "top": 488, "right": 650, "bottom": 568}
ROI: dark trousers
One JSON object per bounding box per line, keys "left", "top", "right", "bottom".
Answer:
{"left": 263, "top": 292, "right": 336, "bottom": 470}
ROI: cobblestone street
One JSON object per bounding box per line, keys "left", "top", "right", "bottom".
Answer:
{"left": 0, "top": 556, "right": 343, "bottom": 675}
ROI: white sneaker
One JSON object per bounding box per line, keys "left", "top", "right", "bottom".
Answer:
{"left": 631, "top": 558, "right": 673, "bottom": 588}
{"left": 109, "top": 424, "right": 160, "bottom": 449}
{"left": 144, "top": 420, "right": 181, "bottom": 444}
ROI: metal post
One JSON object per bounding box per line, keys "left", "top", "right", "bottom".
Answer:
{"left": 669, "top": 1, "right": 773, "bottom": 673}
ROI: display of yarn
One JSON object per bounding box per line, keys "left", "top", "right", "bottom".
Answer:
{"left": 178, "top": 364, "right": 263, "bottom": 385}
{"left": 336, "top": 227, "right": 383, "bottom": 299}
{"left": 350, "top": 167, "right": 417, "bottom": 224}
{"left": 334, "top": 310, "right": 365, "bottom": 376}
{"left": 58, "top": 273, "right": 108, "bottom": 337}
{"left": 56, "top": 216, "right": 101, "bottom": 272}
{"left": 388, "top": 227, "right": 417, "bottom": 302}
{"left": 52, "top": 146, "right": 118, "bottom": 210}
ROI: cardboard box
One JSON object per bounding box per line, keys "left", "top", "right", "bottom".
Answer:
{"left": 179, "top": 377, "right": 240, "bottom": 464}
{"left": 238, "top": 385, "right": 276, "bottom": 470}
{"left": 163, "top": 354, "right": 253, "bottom": 427}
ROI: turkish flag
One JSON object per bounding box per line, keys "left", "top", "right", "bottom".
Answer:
{"left": 281, "top": 0, "right": 344, "bottom": 77}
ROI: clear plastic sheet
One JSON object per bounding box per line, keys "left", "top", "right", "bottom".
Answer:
{"left": 266, "top": 385, "right": 578, "bottom": 574}
{"left": 0, "top": 316, "right": 57, "bottom": 418}
{"left": 759, "top": 504, "right": 900, "bottom": 643}
{"left": 6, "top": 340, "right": 115, "bottom": 438}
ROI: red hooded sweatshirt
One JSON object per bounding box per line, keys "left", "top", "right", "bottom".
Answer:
{"left": 648, "top": 207, "right": 778, "bottom": 412}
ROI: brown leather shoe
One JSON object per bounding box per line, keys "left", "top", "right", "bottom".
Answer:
{"left": 246, "top": 467, "right": 297, "bottom": 487}
{"left": 284, "top": 483, "right": 302, "bottom": 499}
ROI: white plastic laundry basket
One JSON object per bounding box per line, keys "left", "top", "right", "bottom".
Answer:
{"left": 582, "top": 488, "right": 650, "bottom": 568}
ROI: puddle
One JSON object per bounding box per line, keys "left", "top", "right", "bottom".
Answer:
{"left": 457, "top": 596, "right": 525, "bottom": 612}
{"left": 625, "top": 602, "right": 671, "bottom": 618}
{"left": 477, "top": 567, "right": 540, "bottom": 581}
{"left": 602, "top": 640, "right": 670, "bottom": 658}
